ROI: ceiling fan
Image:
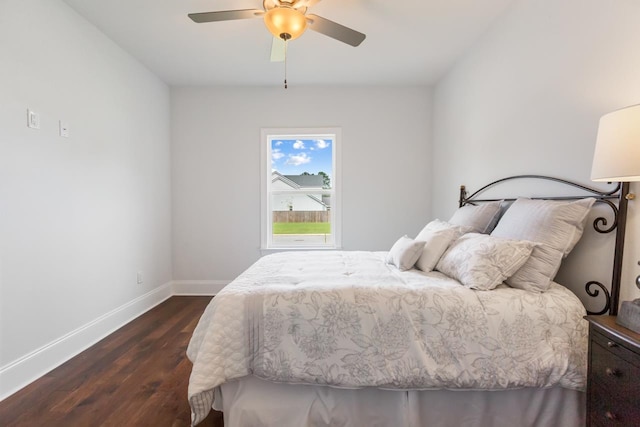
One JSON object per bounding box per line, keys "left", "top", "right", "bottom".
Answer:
{"left": 188, "top": 0, "right": 366, "bottom": 50}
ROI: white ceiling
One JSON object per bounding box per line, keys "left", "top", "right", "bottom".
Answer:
{"left": 62, "top": 0, "right": 514, "bottom": 86}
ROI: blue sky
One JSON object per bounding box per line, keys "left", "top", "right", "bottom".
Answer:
{"left": 271, "top": 138, "right": 333, "bottom": 177}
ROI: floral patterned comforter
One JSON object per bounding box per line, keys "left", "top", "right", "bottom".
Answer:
{"left": 187, "top": 251, "right": 588, "bottom": 425}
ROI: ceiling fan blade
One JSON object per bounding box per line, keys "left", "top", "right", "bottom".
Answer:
{"left": 188, "top": 9, "right": 264, "bottom": 23}
{"left": 294, "top": 0, "right": 323, "bottom": 8}
{"left": 270, "top": 37, "right": 286, "bottom": 62}
{"left": 306, "top": 14, "right": 366, "bottom": 47}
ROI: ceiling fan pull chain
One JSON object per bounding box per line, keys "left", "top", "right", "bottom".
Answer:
{"left": 284, "top": 38, "right": 288, "bottom": 89}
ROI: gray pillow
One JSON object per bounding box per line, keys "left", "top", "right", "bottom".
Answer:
{"left": 449, "top": 201, "right": 503, "bottom": 234}
{"left": 491, "top": 197, "right": 595, "bottom": 292}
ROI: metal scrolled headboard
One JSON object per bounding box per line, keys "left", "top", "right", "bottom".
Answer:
{"left": 458, "top": 175, "right": 629, "bottom": 316}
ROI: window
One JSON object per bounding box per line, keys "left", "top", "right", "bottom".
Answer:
{"left": 261, "top": 128, "right": 341, "bottom": 249}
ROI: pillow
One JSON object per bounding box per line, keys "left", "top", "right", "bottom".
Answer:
{"left": 435, "top": 233, "right": 537, "bottom": 291}
{"left": 414, "top": 220, "right": 471, "bottom": 272}
{"left": 490, "top": 197, "right": 595, "bottom": 292}
{"left": 448, "top": 201, "right": 503, "bottom": 234}
{"left": 386, "top": 236, "right": 426, "bottom": 271}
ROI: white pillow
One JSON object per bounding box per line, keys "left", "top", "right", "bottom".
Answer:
{"left": 491, "top": 197, "right": 595, "bottom": 292}
{"left": 435, "top": 233, "right": 536, "bottom": 291}
{"left": 448, "top": 201, "right": 503, "bottom": 234}
{"left": 386, "top": 236, "right": 426, "bottom": 271}
{"left": 414, "top": 220, "right": 470, "bottom": 272}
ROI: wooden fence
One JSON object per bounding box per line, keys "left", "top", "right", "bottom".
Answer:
{"left": 273, "top": 211, "right": 329, "bottom": 223}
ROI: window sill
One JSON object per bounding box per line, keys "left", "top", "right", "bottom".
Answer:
{"left": 260, "top": 246, "right": 342, "bottom": 255}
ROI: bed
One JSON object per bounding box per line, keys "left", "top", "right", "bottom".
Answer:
{"left": 187, "top": 175, "right": 626, "bottom": 427}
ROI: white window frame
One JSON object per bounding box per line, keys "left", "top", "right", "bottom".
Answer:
{"left": 261, "top": 127, "right": 342, "bottom": 250}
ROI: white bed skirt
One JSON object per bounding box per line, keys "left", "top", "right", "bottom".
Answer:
{"left": 214, "top": 376, "right": 585, "bottom": 427}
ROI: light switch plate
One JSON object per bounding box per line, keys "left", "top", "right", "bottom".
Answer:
{"left": 59, "top": 121, "right": 69, "bottom": 138}
{"left": 27, "top": 109, "right": 40, "bottom": 129}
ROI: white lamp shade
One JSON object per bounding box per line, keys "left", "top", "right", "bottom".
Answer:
{"left": 591, "top": 104, "right": 640, "bottom": 182}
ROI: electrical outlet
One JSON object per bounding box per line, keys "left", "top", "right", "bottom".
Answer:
{"left": 137, "top": 272, "right": 143, "bottom": 284}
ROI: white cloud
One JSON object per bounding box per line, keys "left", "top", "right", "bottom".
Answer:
{"left": 293, "top": 140, "right": 305, "bottom": 149}
{"left": 274, "top": 140, "right": 283, "bottom": 146}
{"left": 286, "top": 153, "right": 311, "bottom": 166}
{"left": 315, "top": 139, "right": 330, "bottom": 149}
{"left": 272, "top": 148, "right": 285, "bottom": 161}
{"left": 272, "top": 149, "right": 284, "bottom": 166}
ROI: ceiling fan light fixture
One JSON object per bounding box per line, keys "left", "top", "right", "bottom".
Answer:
{"left": 264, "top": 7, "right": 307, "bottom": 40}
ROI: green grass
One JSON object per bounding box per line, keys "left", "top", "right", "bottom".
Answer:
{"left": 273, "top": 222, "right": 331, "bottom": 234}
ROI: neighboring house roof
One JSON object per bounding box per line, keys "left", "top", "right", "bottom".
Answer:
{"left": 284, "top": 173, "right": 324, "bottom": 188}
{"left": 271, "top": 171, "right": 324, "bottom": 188}
{"left": 272, "top": 171, "right": 302, "bottom": 189}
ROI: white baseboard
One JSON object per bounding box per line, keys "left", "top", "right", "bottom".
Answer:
{"left": 0, "top": 282, "right": 173, "bottom": 401}
{"left": 171, "top": 280, "right": 228, "bottom": 295}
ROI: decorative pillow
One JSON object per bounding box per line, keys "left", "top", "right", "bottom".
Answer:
{"left": 448, "top": 201, "right": 503, "bottom": 234}
{"left": 386, "top": 236, "right": 426, "bottom": 271}
{"left": 435, "top": 233, "right": 536, "bottom": 291}
{"left": 490, "top": 197, "right": 596, "bottom": 292}
{"left": 414, "top": 220, "right": 471, "bottom": 272}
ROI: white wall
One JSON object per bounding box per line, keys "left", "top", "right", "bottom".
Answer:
{"left": 171, "top": 86, "right": 432, "bottom": 284}
{"left": 431, "top": 0, "right": 640, "bottom": 308}
{"left": 0, "top": 0, "right": 172, "bottom": 398}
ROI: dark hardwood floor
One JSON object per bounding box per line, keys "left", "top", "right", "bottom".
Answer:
{"left": 0, "top": 296, "right": 224, "bottom": 427}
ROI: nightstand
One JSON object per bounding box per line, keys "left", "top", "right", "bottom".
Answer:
{"left": 585, "top": 315, "right": 640, "bottom": 426}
